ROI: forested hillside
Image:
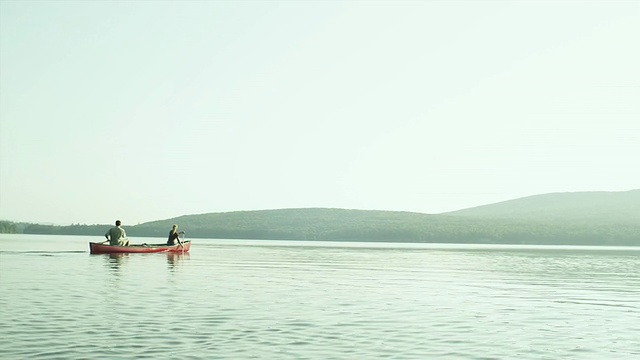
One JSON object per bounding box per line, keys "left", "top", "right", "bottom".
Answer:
{"left": 129, "top": 206, "right": 639, "bottom": 245}
{"left": 446, "top": 190, "right": 640, "bottom": 223}
{"left": 2, "top": 190, "right": 638, "bottom": 245}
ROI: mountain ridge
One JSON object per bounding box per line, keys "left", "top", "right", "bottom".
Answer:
{"left": 444, "top": 189, "right": 640, "bottom": 223}
{"left": 2, "top": 189, "right": 638, "bottom": 245}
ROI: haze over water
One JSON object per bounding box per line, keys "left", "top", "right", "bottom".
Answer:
{"left": 1, "top": 235, "right": 639, "bottom": 359}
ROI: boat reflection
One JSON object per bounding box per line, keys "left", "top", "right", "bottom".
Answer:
{"left": 106, "top": 253, "right": 129, "bottom": 271}
{"left": 167, "top": 252, "right": 190, "bottom": 270}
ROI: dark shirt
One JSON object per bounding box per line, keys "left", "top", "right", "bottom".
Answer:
{"left": 167, "top": 230, "right": 180, "bottom": 245}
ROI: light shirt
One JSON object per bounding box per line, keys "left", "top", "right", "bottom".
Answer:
{"left": 105, "top": 226, "right": 127, "bottom": 246}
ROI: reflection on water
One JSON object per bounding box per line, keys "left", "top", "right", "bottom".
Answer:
{"left": 104, "top": 253, "right": 129, "bottom": 272}
{"left": 95, "top": 252, "right": 190, "bottom": 272}
{"left": 166, "top": 252, "right": 189, "bottom": 270}
{"left": 1, "top": 236, "right": 639, "bottom": 360}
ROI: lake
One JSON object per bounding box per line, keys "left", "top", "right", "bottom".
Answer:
{"left": 1, "top": 234, "right": 639, "bottom": 359}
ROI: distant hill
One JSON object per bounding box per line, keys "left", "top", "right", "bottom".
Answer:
{"left": 130, "top": 208, "right": 443, "bottom": 240}
{"left": 445, "top": 189, "right": 640, "bottom": 224}
{"left": 3, "top": 190, "right": 639, "bottom": 245}
{"left": 125, "top": 190, "right": 640, "bottom": 245}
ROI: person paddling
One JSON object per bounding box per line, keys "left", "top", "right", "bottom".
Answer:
{"left": 167, "top": 224, "right": 184, "bottom": 246}
{"left": 105, "top": 220, "right": 129, "bottom": 246}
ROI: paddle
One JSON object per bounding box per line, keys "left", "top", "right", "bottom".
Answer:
{"left": 177, "top": 231, "right": 185, "bottom": 249}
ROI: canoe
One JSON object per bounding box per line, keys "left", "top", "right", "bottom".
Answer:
{"left": 89, "top": 241, "right": 191, "bottom": 254}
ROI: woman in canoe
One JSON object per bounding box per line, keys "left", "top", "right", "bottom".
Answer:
{"left": 167, "top": 224, "right": 184, "bottom": 245}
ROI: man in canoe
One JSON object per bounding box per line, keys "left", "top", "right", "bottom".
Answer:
{"left": 105, "top": 220, "right": 129, "bottom": 246}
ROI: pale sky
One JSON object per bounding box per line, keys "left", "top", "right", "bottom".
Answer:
{"left": 1, "top": 1, "right": 638, "bottom": 225}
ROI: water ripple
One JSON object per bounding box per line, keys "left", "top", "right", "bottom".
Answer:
{"left": 1, "top": 238, "right": 639, "bottom": 359}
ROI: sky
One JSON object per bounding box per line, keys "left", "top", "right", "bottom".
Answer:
{"left": 0, "top": 1, "right": 638, "bottom": 225}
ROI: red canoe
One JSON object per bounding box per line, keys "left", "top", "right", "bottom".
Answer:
{"left": 89, "top": 241, "right": 191, "bottom": 254}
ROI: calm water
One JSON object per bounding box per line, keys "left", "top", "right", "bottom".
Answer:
{"left": 0, "top": 234, "right": 639, "bottom": 359}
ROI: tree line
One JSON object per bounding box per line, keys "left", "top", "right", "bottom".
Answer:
{"left": 1, "top": 208, "right": 638, "bottom": 246}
